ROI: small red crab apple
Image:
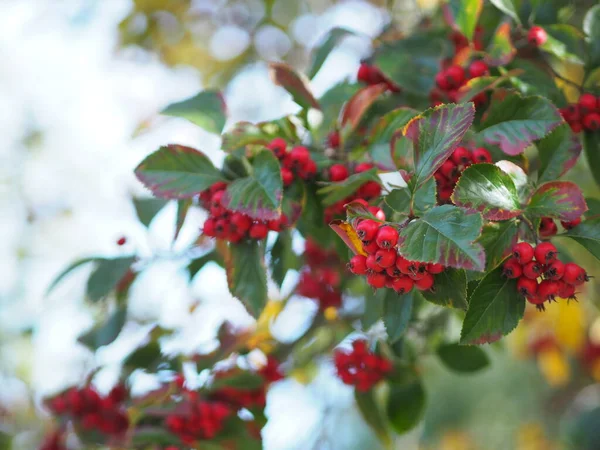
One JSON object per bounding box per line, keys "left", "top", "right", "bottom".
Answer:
{"left": 392, "top": 276, "right": 414, "bottom": 294}
{"left": 562, "top": 263, "right": 589, "bottom": 286}
{"left": 348, "top": 255, "right": 368, "bottom": 275}
{"left": 557, "top": 281, "right": 576, "bottom": 300}
{"left": 538, "top": 280, "right": 560, "bottom": 302}
{"left": 517, "top": 276, "right": 538, "bottom": 297}
{"left": 375, "top": 225, "right": 399, "bottom": 249}
{"left": 561, "top": 217, "right": 582, "bottom": 229}
{"left": 578, "top": 93, "right": 598, "bottom": 113}
{"left": 523, "top": 261, "right": 543, "bottom": 280}
{"left": 545, "top": 260, "right": 565, "bottom": 281}
{"left": 534, "top": 242, "right": 558, "bottom": 265}
{"left": 528, "top": 26, "right": 547, "bottom": 46}
{"left": 356, "top": 220, "right": 379, "bottom": 241}
{"left": 468, "top": 60, "right": 489, "bottom": 78}
{"left": 512, "top": 242, "right": 534, "bottom": 264}
{"left": 503, "top": 258, "right": 522, "bottom": 279}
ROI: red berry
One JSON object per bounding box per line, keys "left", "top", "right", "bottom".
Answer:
{"left": 539, "top": 218, "right": 558, "bottom": 238}
{"left": 517, "top": 277, "right": 538, "bottom": 297}
{"left": 375, "top": 225, "right": 399, "bottom": 249}
{"left": 362, "top": 240, "right": 379, "bottom": 254}
{"left": 469, "top": 60, "right": 489, "bottom": 78}
{"left": 396, "top": 256, "right": 412, "bottom": 274}
{"left": 438, "top": 187, "right": 454, "bottom": 203}
{"left": 328, "top": 131, "right": 340, "bottom": 149}
{"left": 392, "top": 276, "right": 414, "bottom": 294}
{"left": 426, "top": 263, "right": 444, "bottom": 274}
{"left": 570, "top": 122, "right": 583, "bottom": 133}
{"left": 562, "top": 263, "right": 588, "bottom": 286}
{"left": 561, "top": 217, "right": 581, "bottom": 230}
{"left": 583, "top": 112, "right": 600, "bottom": 131}
{"left": 440, "top": 160, "right": 457, "bottom": 179}
{"left": 578, "top": 93, "right": 598, "bottom": 113}
{"left": 472, "top": 147, "right": 492, "bottom": 163}
{"left": 375, "top": 248, "right": 397, "bottom": 268}
{"left": 545, "top": 260, "right": 565, "bottom": 281}
{"left": 366, "top": 254, "right": 384, "bottom": 272}
{"left": 368, "top": 206, "right": 386, "bottom": 221}
{"left": 249, "top": 222, "right": 268, "bottom": 239}
{"left": 355, "top": 162, "right": 374, "bottom": 173}
{"left": 357, "top": 220, "right": 379, "bottom": 241}
{"left": 289, "top": 146, "right": 311, "bottom": 167}
{"left": 451, "top": 146, "right": 472, "bottom": 166}
{"left": 512, "top": 242, "right": 534, "bottom": 265}
{"left": 435, "top": 71, "right": 451, "bottom": 91}
{"left": 445, "top": 65, "right": 465, "bottom": 89}
{"left": 267, "top": 137, "right": 287, "bottom": 159}
{"left": 415, "top": 272, "right": 435, "bottom": 291}
{"left": 534, "top": 242, "right": 558, "bottom": 264}
{"left": 503, "top": 258, "right": 523, "bottom": 279}
{"left": 386, "top": 266, "right": 402, "bottom": 278}
{"left": 281, "top": 167, "right": 294, "bottom": 186}
{"left": 358, "top": 181, "right": 382, "bottom": 199}
{"left": 528, "top": 26, "right": 547, "bottom": 46}
{"left": 538, "top": 279, "right": 560, "bottom": 301}
{"left": 349, "top": 255, "right": 368, "bottom": 275}
{"left": 557, "top": 281, "right": 576, "bottom": 299}
{"left": 526, "top": 294, "right": 546, "bottom": 310}
{"left": 117, "top": 237, "right": 126, "bottom": 246}
{"left": 367, "top": 272, "right": 387, "bottom": 288}
{"left": 329, "top": 164, "right": 349, "bottom": 182}
{"left": 523, "top": 261, "right": 543, "bottom": 280}
{"left": 407, "top": 264, "right": 427, "bottom": 281}
{"left": 230, "top": 212, "right": 252, "bottom": 233}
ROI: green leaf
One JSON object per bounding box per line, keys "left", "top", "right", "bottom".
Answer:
{"left": 584, "top": 132, "right": 600, "bottom": 189}
{"left": 308, "top": 28, "right": 353, "bottom": 79}
{"left": 188, "top": 251, "right": 222, "bottom": 278}
{"left": 317, "top": 169, "right": 380, "bottom": 206}
{"left": 355, "top": 390, "right": 392, "bottom": 446}
{"left": 584, "top": 5, "right": 600, "bottom": 69}
{"left": 478, "top": 90, "right": 563, "bottom": 156}
{"left": 526, "top": 181, "right": 587, "bottom": 222}
{"left": 421, "top": 268, "right": 468, "bottom": 309}
{"left": 131, "top": 427, "right": 181, "bottom": 447}
{"left": 269, "top": 62, "right": 320, "bottom": 110}
{"left": 399, "top": 205, "right": 485, "bottom": 272}
{"left": 404, "top": 103, "right": 475, "bottom": 190}
{"left": 86, "top": 257, "right": 135, "bottom": 303}
{"left": 135, "top": 145, "right": 226, "bottom": 199}
{"left": 362, "top": 288, "right": 385, "bottom": 330}
{"left": 46, "top": 257, "right": 98, "bottom": 295}
{"left": 78, "top": 306, "right": 127, "bottom": 350}
{"left": 133, "top": 198, "right": 168, "bottom": 227}
{"left": 489, "top": 0, "right": 521, "bottom": 24}
{"left": 443, "top": 0, "right": 483, "bottom": 41}
{"left": 222, "top": 149, "right": 283, "bottom": 220}
{"left": 221, "top": 117, "right": 297, "bottom": 153}
{"left": 460, "top": 265, "right": 525, "bottom": 345}
{"left": 161, "top": 90, "right": 226, "bottom": 134}
{"left": 586, "top": 197, "right": 600, "bottom": 219}
{"left": 506, "top": 59, "right": 565, "bottom": 104}
{"left": 558, "top": 218, "right": 600, "bottom": 263}
{"left": 174, "top": 199, "right": 191, "bottom": 241}
{"left": 387, "top": 380, "right": 426, "bottom": 434}
{"left": 368, "top": 108, "right": 419, "bottom": 171}
{"left": 537, "top": 124, "right": 582, "bottom": 183}
{"left": 457, "top": 76, "right": 504, "bottom": 103}
{"left": 383, "top": 290, "right": 414, "bottom": 343}
{"left": 484, "top": 22, "right": 516, "bottom": 66}
{"left": 211, "top": 371, "right": 265, "bottom": 390}
{"left": 225, "top": 241, "right": 268, "bottom": 318}
{"left": 477, "top": 220, "right": 519, "bottom": 270}
{"left": 385, "top": 178, "right": 436, "bottom": 216}
{"left": 452, "top": 163, "right": 521, "bottom": 220}
{"left": 270, "top": 230, "right": 301, "bottom": 287}
{"left": 437, "top": 342, "right": 490, "bottom": 373}
{"left": 314, "top": 82, "right": 359, "bottom": 143}
{"left": 540, "top": 25, "right": 586, "bottom": 64}
{"left": 124, "top": 341, "right": 162, "bottom": 371}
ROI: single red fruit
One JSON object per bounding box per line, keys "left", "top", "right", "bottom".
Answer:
{"left": 357, "top": 220, "right": 379, "bottom": 241}
{"left": 503, "top": 258, "right": 523, "bottom": 279}
{"left": 562, "top": 263, "right": 588, "bottom": 286}
{"left": 472, "top": 147, "right": 492, "bottom": 163}
{"left": 583, "top": 112, "right": 600, "bottom": 131}
{"left": 281, "top": 167, "right": 294, "bottom": 186}
{"left": 367, "top": 272, "right": 387, "bottom": 288}
{"left": 249, "top": 222, "right": 268, "bottom": 239}
{"left": 375, "top": 225, "right": 399, "bottom": 249}
{"left": 435, "top": 71, "right": 450, "bottom": 91}
{"left": 267, "top": 137, "right": 287, "bottom": 159}
{"left": 328, "top": 131, "right": 340, "bottom": 149}
{"left": 513, "top": 242, "right": 534, "bottom": 265}
{"left": 359, "top": 181, "right": 382, "bottom": 199}
{"left": 545, "top": 260, "right": 565, "bottom": 281}
{"left": 451, "top": 146, "right": 472, "bottom": 166}
{"left": 539, "top": 218, "right": 558, "bottom": 238}
{"left": 203, "top": 218, "right": 216, "bottom": 237}
{"left": 440, "top": 159, "right": 457, "bottom": 179}
{"left": 415, "top": 272, "right": 435, "bottom": 291}
{"left": 230, "top": 212, "right": 252, "bottom": 232}
{"left": 375, "top": 248, "right": 397, "bottom": 268}
{"left": 386, "top": 266, "right": 402, "bottom": 278}
{"left": 362, "top": 240, "right": 379, "bottom": 254}
{"left": 368, "top": 206, "right": 386, "bottom": 221}
{"left": 366, "top": 254, "right": 384, "bottom": 272}
{"left": 357, "top": 63, "right": 372, "bottom": 84}
{"left": 355, "top": 162, "right": 374, "bottom": 173}
{"left": 396, "top": 256, "right": 412, "bottom": 274}
{"left": 349, "top": 255, "right": 368, "bottom": 275}
{"left": 526, "top": 293, "right": 546, "bottom": 311}
{"left": 538, "top": 279, "right": 560, "bottom": 301}
{"left": 528, "top": 26, "right": 547, "bottom": 46}
{"left": 289, "top": 146, "right": 311, "bottom": 167}
{"left": 523, "top": 261, "right": 543, "bottom": 280}
{"left": 534, "top": 242, "right": 558, "bottom": 264}
{"left": 329, "top": 164, "right": 349, "bottom": 182}
{"left": 469, "top": 60, "right": 489, "bottom": 78}
{"left": 445, "top": 65, "right": 465, "bottom": 88}
{"left": 561, "top": 217, "right": 581, "bottom": 230}
{"left": 557, "top": 281, "right": 576, "bottom": 299}
{"left": 426, "top": 263, "right": 444, "bottom": 274}
{"left": 392, "top": 276, "right": 414, "bottom": 294}
{"left": 517, "top": 277, "right": 538, "bottom": 297}
{"left": 117, "top": 237, "right": 126, "bottom": 246}
{"left": 578, "top": 93, "right": 598, "bottom": 113}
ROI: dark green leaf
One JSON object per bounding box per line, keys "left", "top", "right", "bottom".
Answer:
{"left": 460, "top": 265, "right": 525, "bottom": 345}
{"left": 387, "top": 380, "right": 426, "bottom": 434}
{"left": 444, "top": 0, "right": 483, "bottom": 41}
{"left": 188, "top": 251, "right": 222, "bottom": 278}
{"left": 223, "top": 149, "right": 283, "bottom": 220}
{"left": 386, "top": 177, "right": 436, "bottom": 216}
{"left": 484, "top": 22, "right": 516, "bottom": 66}
{"left": 421, "top": 268, "right": 468, "bottom": 309}
{"left": 437, "top": 342, "right": 490, "bottom": 373}
{"left": 383, "top": 290, "right": 414, "bottom": 343}
{"left": 269, "top": 62, "right": 320, "bottom": 110}
{"left": 78, "top": 306, "right": 127, "bottom": 350}
{"left": 541, "top": 25, "right": 586, "bottom": 64}
{"left": 537, "top": 124, "right": 582, "bottom": 183}
{"left": 477, "top": 220, "right": 519, "bottom": 270}
{"left": 270, "top": 230, "right": 301, "bottom": 287}
{"left": 308, "top": 28, "right": 354, "bottom": 79}
{"left": 86, "top": 257, "right": 136, "bottom": 303}
{"left": 558, "top": 218, "right": 600, "bottom": 263}
{"left": 489, "top": 0, "right": 521, "bottom": 23}
{"left": 526, "top": 181, "right": 587, "bottom": 222}
{"left": 584, "top": 132, "right": 600, "bottom": 189}
{"left": 478, "top": 90, "right": 563, "bottom": 156}
{"left": 133, "top": 198, "right": 168, "bottom": 227}
{"left": 355, "top": 390, "right": 392, "bottom": 446}
{"left": 399, "top": 205, "right": 485, "bottom": 272}
{"left": 46, "top": 257, "right": 98, "bottom": 295}
{"left": 452, "top": 163, "right": 521, "bottom": 220}
{"left": 225, "top": 241, "right": 268, "bottom": 317}
{"left": 584, "top": 5, "right": 600, "bottom": 69}
{"left": 131, "top": 427, "right": 181, "bottom": 447}
{"left": 161, "top": 90, "right": 226, "bottom": 134}
{"left": 317, "top": 169, "right": 380, "bottom": 206}
{"left": 124, "top": 341, "right": 162, "bottom": 371}
{"left": 135, "top": 145, "right": 226, "bottom": 199}
{"left": 586, "top": 198, "right": 600, "bottom": 219}
{"left": 507, "top": 59, "right": 565, "bottom": 104}
{"left": 362, "top": 287, "right": 385, "bottom": 330}
{"left": 211, "top": 371, "right": 264, "bottom": 391}
{"left": 405, "top": 103, "right": 475, "bottom": 190}
{"left": 174, "top": 199, "right": 191, "bottom": 241}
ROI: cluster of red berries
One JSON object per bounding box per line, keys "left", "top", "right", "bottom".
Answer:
{"left": 527, "top": 26, "right": 547, "bottom": 46}
{"left": 324, "top": 162, "right": 382, "bottom": 222}
{"left": 334, "top": 340, "right": 393, "bottom": 391}
{"left": 267, "top": 138, "right": 317, "bottom": 186}
{"left": 165, "top": 399, "right": 232, "bottom": 445}
{"left": 434, "top": 146, "right": 493, "bottom": 202}
{"left": 357, "top": 63, "right": 399, "bottom": 92}
{"left": 347, "top": 214, "right": 444, "bottom": 292}
{"left": 503, "top": 242, "right": 589, "bottom": 311}
{"left": 431, "top": 60, "right": 489, "bottom": 106}
{"left": 559, "top": 93, "right": 600, "bottom": 133}
{"left": 539, "top": 214, "right": 582, "bottom": 238}
{"left": 201, "top": 181, "right": 288, "bottom": 242}
{"left": 46, "top": 385, "right": 129, "bottom": 437}
{"left": 297, "top": 239, "right": 343, "bottom": 310}
{"left": 451, "top": 27, "right": 484, "bottom": 53}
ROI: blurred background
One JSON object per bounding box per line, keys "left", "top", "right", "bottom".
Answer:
{"left": 0, "top": 0, "right": 599, "bottom": 449}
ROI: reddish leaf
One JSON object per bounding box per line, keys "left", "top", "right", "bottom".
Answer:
{"left": 339, "top": 84, "right": 388, "bottom": 140}
{"left": 329, "top": 220, "right": 367, "bottom": 256}
{"left": 269, "top": 62, "right": 320, "bottom": 110}
{"left": 537, "top": 124, "right": 583, "bottom": 183}
{"left": 526, "top": 181, "right": 588, "bottom": 222}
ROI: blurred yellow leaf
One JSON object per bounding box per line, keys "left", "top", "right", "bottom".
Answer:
{"left": 538, "top": 347, "right": 570, "bottom": 387}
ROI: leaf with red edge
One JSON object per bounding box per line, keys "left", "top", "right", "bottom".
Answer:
{"left": 404, "top": 103, "right": 475, "bottom": 190}
{"left": 537, "top": 124, "right": 582, "bottom": 183}
{"left": 526, "top": 181, "right": 588, "bottom": 222}
{"left": 329, "top": 220, "right": 367, "bottom": 256}
{"left": 484, "top": 22, "right": 516, "bottom": 66}
{"left": 368, "top": 108, "right": 419, "bottom": 171}
{"left": 478, "top": 90, "right": 563, "bottom": 156}
{"left": 460, "top": 264, "right": 525, "bottom": 345}
{"left": 457, "top": 70, "right": 521, "bottom": 103}
{"left": 339, "top": 84, "right": 388, "bottom": 141}
{"left": 269, "top": 62, "right": 320, "bottom": 110}
{"left": 135, "top": 145, "right": 226, "bottom": 199}
{"left": 443, "top": 0, "right": 483, "bottom": 41}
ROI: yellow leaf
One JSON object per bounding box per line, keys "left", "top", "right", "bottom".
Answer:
{"left": 537, "top": 347, "right": 570, "bottom": 387}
